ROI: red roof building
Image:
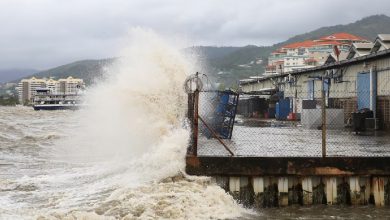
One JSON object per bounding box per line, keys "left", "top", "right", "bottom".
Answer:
{"left": 282, "top": 40, "right": 343, "bottom": 49}
{"left": 267, "top": 32, "right": 370, "bottom": 74}
{"left": 317, "top": 32, "right": 368, "bottom": 42}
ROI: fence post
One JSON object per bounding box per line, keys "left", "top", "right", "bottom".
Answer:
{"left": 193, "top": 89, "right": 199, "bottom": 156}
{"left": 321, "top": 76, "right": 327, "bottom": 158}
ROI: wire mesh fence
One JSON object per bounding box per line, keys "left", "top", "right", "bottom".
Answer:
{"left": 188, "top": 74, "right": 390, "bottom": 157}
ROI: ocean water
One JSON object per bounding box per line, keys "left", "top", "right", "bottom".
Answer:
{"left": 0, "top": 106, "right": 250, "bottom": 220}
{"left": 0, "top": 30, "right": 248, "bottom": 219}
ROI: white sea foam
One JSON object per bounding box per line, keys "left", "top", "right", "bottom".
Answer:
{"left": 0, "top": 29, "right": 248, "bottom": 220}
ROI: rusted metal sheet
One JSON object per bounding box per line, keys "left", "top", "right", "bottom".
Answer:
{"left": 186, "top": 156, "right": 390, "bottom": 176}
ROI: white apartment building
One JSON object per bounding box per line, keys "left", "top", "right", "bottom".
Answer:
{"left": 16, "top": 77, "right": 47, "bottom": 104}
{"left": 57, "top": 76, "right": 84, "bottom": 94}
{"left": 16, "top": 76, "right": 85, "bottom": 104}
{"left": 266, "top": 32, "right": 370, "bottom": 75}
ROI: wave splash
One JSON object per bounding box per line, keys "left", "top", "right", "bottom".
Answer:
{"left": 30, "top": 29, "right": 248, "bottom": 219}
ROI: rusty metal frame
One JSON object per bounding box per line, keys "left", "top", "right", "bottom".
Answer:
{"left": 198, "top": 115, "right": 234, "bottom": 156}
{"left": 193, "top": 89, "right": 199, "bottom": 156}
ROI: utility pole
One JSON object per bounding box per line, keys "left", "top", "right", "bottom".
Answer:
{"left": 193, "top": 73, "right": 200, "bottom": 156}
{"left": 321, "top": 74, "right": 327, "bottom": 158}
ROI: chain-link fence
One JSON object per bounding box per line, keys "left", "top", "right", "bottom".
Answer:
{"left": 187, "top": 74, "right": 390, "bottom": 157}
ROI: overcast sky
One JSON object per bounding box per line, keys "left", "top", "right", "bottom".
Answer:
{"left": 0, "top": 0, "right": 389, "bottom": 70}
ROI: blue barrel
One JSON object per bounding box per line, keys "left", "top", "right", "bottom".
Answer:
{"left": 216, "top": 93, "right": 230, "bottom": 113}
{"left": 275, "top": 98, "right": 290, "bottom": 120}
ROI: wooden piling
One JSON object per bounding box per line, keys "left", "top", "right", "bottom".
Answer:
{"left": 240, "top": 177, "right": 254, "bottom": 206}
{"left": 312, "top": 177, "right": 326, "bottom": 204}
{"left": 302, "top": 177, "right": 313, "bottom": 205}
{"left": 385, "top": 178, "right": 390, "bottom": 206}
{"left": 229, "top": 177, "right": 240, "bottom": 192}
{"left": 372, "top": 177, "right": 385, "bottom": 206}
{"left": 360, "top": 177, "right": 371, "bottom": 205}
{"left": 215, "top": 176, "right": 229, "bottom": 191}
{"left": 288, "top": 177, "right": 302, "bottom": 205}
{"left": 325, "top": 177, "right": 337, "bottom": 205}
{"left": 278, "top": 177, "right": 288, "bottom": 206}
{"left": 336, "top": 177, "right": 351, "bottom": 205}
{"left": 252, "top": 177, "right": 264, "bottom": 208}
{"left": 261, "top": 177, "right": 279, "bottom": 207}
{"left": 253, "top": 177, "right": 264, "bottom": 194}
{"left": 350, "top": 176, "right": 361, "bottom": 205}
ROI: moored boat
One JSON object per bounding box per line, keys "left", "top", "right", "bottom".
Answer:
{"left": 32, "top": 88, "right": 83, "bottom": 110}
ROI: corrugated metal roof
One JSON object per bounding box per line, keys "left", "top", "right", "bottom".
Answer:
{"left": 378, "top": 34, "right": 390, "bottom": 41}
{"left": 240, "top": 48, "right": 390, "bottom": 85}
{"left": 352, "top": 42, "right": 374, "bottom": 49}
{"left": 318, "top": 32, "right": 368, "bottom": 41}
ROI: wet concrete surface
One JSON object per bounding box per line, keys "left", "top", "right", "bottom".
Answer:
{"left": 198, "top": 118, "right": 390, "bottom": 157}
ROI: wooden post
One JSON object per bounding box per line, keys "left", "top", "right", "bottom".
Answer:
{"left": 302, "top": 177, "right": 313, "bottom": 205}
{"left": 253, "top": 177, "right": 264, "bottom": 194}
{"left": 252, "top": 177, "right": 264, "bottom": 208}
{"left": 321, "top": 76, "right": 327, "bottom": 158}
{"left": 278, "top": 177, "right": 289, "bottom": 206}
{"left": 215, "top": 176, "right": 229, "bottom": 191}
{"left": 193, "top": 89, "right": 199, "bottom": 156}
{"left": 325, "top": 177, "right": 337, "bottom": 205}
{"left": 361, "top": 177, "right": 371, "bottom": 205}
{"left": 349, "top": 176, "right": 361, "bottom": 205}
{"left": 372, "top": 177, "right": 385, "bottom": 206}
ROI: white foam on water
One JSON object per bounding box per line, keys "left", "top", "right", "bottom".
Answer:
{"left": 0, "top": 29, "right": 249, "bottom": 219}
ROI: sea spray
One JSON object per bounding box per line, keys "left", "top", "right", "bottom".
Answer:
{"left": 64, "top": 29, "right": 247, "bottom": 219}
{"left": 0, "top": 29, "right": 249, "bottom": 219}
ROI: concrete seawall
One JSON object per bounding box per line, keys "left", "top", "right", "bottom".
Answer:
{"left": 186, "top": 156, "right": 390, "bottom": 207}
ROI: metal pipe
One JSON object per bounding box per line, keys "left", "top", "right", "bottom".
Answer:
{"left": 370, "top": 66, "right": 377, "bottom": 129}
{"left": 322, "top": 74, "right": 327, "bottom": 158}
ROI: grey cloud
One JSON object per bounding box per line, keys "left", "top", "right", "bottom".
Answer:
{"left": 0, "top": 0, "right": 389, "bottom": 69}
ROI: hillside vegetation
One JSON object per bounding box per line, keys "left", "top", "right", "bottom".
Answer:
{"left": 17, "top": 14, "right": 390, "bottom": 87}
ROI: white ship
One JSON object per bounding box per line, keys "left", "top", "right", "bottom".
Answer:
{"left": 32, "top": 88, "right": 83, "bottom": 110}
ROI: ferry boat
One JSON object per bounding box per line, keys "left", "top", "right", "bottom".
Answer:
{"left": 32, "top": 88, "right": 83, "bottom": 110}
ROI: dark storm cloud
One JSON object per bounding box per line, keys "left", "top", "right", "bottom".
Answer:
{"left": 0, "top": 0, "right": 389, "bottom": 69}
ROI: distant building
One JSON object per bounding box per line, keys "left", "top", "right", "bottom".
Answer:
{"left": 370, "top": 34, "right": 390, "bottom": 53}
{"left": 57, "top": 76, "right": 84, "bottom": 94}
{"left": 346, "top": 42, "right": 374, "bottom": 59}
{"left": 16, "top": 76, "right": 85, "bottom": 104}
{"left": 266, "top": 32, "right": 369, "bottom": 75}
{"left": 240, "top": 33, "right": 390, "bottom": 130}
{"left": 16, "top": 77, "right": 47, "bottom": 104}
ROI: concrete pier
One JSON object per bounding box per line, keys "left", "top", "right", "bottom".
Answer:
{"left": 188, "top": 156, "right": 390, "bottom": 207}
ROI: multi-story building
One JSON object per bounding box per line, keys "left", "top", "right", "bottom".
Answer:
{"left": 16, "top": 77, "right": 47, "bottom": 104}
{"left": 57, "top": 76, "right": 84, "bottom": 94}
{"left": 240, "top": 33, "right": 390, "bottom": 129}
{"left": 266, "top": 32, "right": 369, "bottom": 75}
{"left": 16, "top": 76, "right": 85, "bottom": 104}
{"left": 45, "top": 78, "right": 58, "bottom": 93}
